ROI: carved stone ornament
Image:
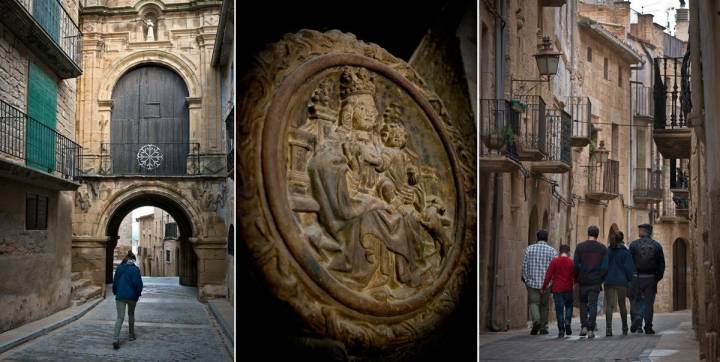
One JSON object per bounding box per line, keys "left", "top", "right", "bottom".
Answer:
{"left": 237, "top": 30, "right": 475, "bottom": 351}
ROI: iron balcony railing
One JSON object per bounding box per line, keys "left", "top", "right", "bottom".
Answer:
{"left": 480, "top": 99, "right": 519, "bottom": 159}
{"left": 653, "top": 55, "right": 691, "bottom": 130}
{"left": 544, "top": 108, "right": 572, "bottom": 165}
{"left": 515, "top": 95, "right": 546, "bottom": 154}
{"left": 585, "top": 159, "right": 620, "bottom": 196}
{"left": 634, "top": 167, "right": 663, "bottom": 200}
{"left": 568, "top": 96, "right": 592, "bottom": 142}
{"left": 631, "top": 82, "right": 653, "bottom": 118}
{"left": 0, "top": 98, "right": 81, "bottom": 180}
{"left": 17, "top": 0, "right": 83, "bottom": 69}
{"left": 669, "top": 162, "right": 688, "bottom": 190}
{"left": 90, "top": 142, "right": 201, "bottom": 176}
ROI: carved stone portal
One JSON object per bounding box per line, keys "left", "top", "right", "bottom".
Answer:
{"left": 238, "top": 30, "right": 474, "bottom": 351}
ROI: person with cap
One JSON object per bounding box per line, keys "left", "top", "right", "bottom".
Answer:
{"left": 628, "top": 223, "right": 665, "bottom": 334}
{"left": 574, "top": 225, "right": 609, "bottom": 339}
{"left": 522, "top": 229, "right": 557, "bottom": 335}
{"left": 112, "top": 250, "right": 144, "bottom": 349}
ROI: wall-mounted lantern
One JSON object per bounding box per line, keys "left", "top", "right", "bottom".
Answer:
{"left": 534, "top": 36, "right": 562, "bottom": 77}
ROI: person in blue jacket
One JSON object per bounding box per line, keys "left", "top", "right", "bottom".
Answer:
{"left": 603, "top": 231, "right": 636, "bottom": 336}
{"left": 112, "top": 250, "right": 143, "bottom": 349}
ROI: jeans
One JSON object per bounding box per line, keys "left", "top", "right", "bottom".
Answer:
{"left": 553, "top": 292, "right": 573, "bottom": 332}
{"left": 114, "top": 299, "right": 137, "bottom": 342}
{"left": 630, "top": 276, "right": 657, "bottom": 330}
{"left": 527, "top": 286, "right": 549, "bottom": 330}
{"left": 604, "top": 286, "right": 628, "bottom": 330}
{"left": 579, "top": 284, "right": 601, "bottom": 330}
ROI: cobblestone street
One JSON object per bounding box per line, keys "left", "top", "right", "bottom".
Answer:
{"left": 0, "top": 277, "right": 232, "bottom": 361}
{"left": 480, "top": 311, "right": 699, "bottom": 361}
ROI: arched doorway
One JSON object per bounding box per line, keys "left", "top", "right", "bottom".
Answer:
{"left": 111, "top": 64, "right": 190, "bottom": 175}
{"left": 528, "top": 206, "right": 538, "bottom": 245}
{"left": 105, "top": 192, "right": 198, "bottom": 286}
{"left": 673, "top": 238, "right": 688, "bottom": 310}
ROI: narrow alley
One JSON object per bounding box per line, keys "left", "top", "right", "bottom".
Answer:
{"left": 0, "top": 277, "right": 232, "bottom": 361}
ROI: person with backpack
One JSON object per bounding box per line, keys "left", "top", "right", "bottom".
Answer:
{"left": 603, "top": 231, "right": 636, "bottom": 336}
{"left": 522, "top": 230, "right": 557, "bottom": 335}
{"left": 574, "top": 225, "right": 608, "bottom": 339}
{"left": 112, "top": 250, "right": 144, "bottom": 349}
{"left": 629, "top": 224, "right": 665, "bottom": 334}
{"left": 541, "top": 244, "right": 575, "bottom": 338}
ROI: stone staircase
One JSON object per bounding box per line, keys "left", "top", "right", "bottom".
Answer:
{"left": 71, "top": 272, "right": 102, "bottom": 306}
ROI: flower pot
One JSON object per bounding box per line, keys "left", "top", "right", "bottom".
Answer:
{"left": 482, "top": 132, "right": 506, "bottom": 150}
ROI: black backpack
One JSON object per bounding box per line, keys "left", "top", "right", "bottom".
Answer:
{"left": 635, "top": 238, "right": 658, "bottom": 273}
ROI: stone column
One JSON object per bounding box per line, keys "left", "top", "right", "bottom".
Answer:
{"left": 192, "top": 237, "right": 227, "bottom": 300}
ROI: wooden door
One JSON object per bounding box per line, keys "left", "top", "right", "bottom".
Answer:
{"left": 673, "top": 239, "right": 687, "bottom": 310}
{"left": 111, "top": 65, "right": 189, "bottom": 175}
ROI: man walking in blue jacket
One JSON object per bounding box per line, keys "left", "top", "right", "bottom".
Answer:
{"left": 112, "top": 250, "right": 144, "bottom": 349}
{"left": 629, "top": 224, "right": 665, "bottom": 334}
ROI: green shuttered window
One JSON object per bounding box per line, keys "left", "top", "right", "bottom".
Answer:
{"left": 26, "top": 62, "right": 58, "bottom": 173}
{"left": 32, "top": 0, "right": 61, "bottom": 43}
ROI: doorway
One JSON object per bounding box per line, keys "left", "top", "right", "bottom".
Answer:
{"left": 673, "top": 238, "right": 688, "bottom": 310}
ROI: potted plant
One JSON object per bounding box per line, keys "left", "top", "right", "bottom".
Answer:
{"left": 482, "top": 126, "right": 508, "bottom": 150}
{"left": 510, "top": 99, "right": 528, "bottom": 113}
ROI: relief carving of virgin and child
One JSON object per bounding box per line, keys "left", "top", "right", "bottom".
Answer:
{"left": 295, "top": 66, "right": 453, "bottom": 300}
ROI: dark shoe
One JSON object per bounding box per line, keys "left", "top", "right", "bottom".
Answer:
{"left": 565, "top": 326, "right": 572, "bottom": 335}
{"left": 558, "top": 331, "right": 565, "bottom": 338}
{"left": 531, "top": 327, "right": 539, "bottom": 335}
{"left": 606, "top": 330, "right": 613, "bottom": 337}
{"left": 645, "top": 328, "right": 656, "bottom": 335}
{"left": 129, "top": 333, "right": 136, "bottom": 341}
{"left": 630, "top": 325, "right": 640, "bottom": 333}
{"left": 539, "top": 329, "right": 549, "bottom": 335}
{"left": 622, "top": 327, "right": 628, "bottom": 336}
{"left": 588, "top": 330, "right": 595, "bottom": 339}
{"left": 580, "top": 327, "right": 587, "bottom": 337}
{"left": 113, "top": 342, "right": 119, "bottom": 350}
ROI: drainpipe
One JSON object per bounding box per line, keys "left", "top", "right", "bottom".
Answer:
{"left": 629, "top": 50, "right": 647, "bottom": 231}
{"left": 489, "top": 0, "right": 506, "bottom": 332}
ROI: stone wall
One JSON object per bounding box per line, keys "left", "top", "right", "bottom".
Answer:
{"left": 0, "top": 182, "right": 73, "bottom": 333}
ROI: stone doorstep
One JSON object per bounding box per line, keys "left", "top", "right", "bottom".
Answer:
{"left": 0, "top": 297, "right": 102, "bottom": 354}
{"left": 207, "top": 299, "right": 234, "bottom": 346}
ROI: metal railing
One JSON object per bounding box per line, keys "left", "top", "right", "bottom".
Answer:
{"left": 653, "top": 55, "right": 691, "bottom": 129}
{"left": 634, "top": 167, "right": 663, "bottom": 200}
{"left": 585, "top": 159, "right": 620, "bottom": 196}
{"left": 568, "top": 96, "right": 592, "bottom": 141}
{"left": 0, "top": 98, "right": 81, "bottom": 180}
{"left": 92, "top": 142, "right": 201, "bottom": 176}
{"left": 631, "top": 82, "right": 653, "bottom": 118}
{"left": 17, "top": 0, "right": 83, "bottom": 68}
{"left": 544, "top": 108, "right": 572, "bottom": 165}
{"left": 515, "top": 95, "right": 546, "bottom": 154}
{"left": 480, "top": 99, "right": 519, "bottom": 159}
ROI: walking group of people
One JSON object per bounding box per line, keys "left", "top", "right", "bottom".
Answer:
{"left": 522, "top": 224, "right": 665, "bottom": 339}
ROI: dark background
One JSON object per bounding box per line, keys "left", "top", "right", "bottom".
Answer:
{"left": 236, "top": 1, "right": 476, "bottom": 360}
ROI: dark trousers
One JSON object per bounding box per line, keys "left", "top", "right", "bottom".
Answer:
{"left": 579, "top": 285, "right": 601, "bottom": 330}
{"left": 604, "top": 286, "right": 628, "bottom": 331}
{"left": 553, "top": 292, "right": 573, "bottom": 332}
{"left": 630, "top": 276, "right": 657, "bottom": 329}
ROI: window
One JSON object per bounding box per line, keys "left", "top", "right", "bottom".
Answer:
{"left": 587, "top": 47, "right": 592, "bottom": 62}
{"left": 611, "top": 124, "right": 619, "bottom": 160}
{"left": 618, "top": 65, "right": 623, "bottom": 87}
{"left": 165, "top": 250, "right": 170, "bottom": 262}
{"left": 26, "top": 193, "right": 48, "bottom": 230}
{"left": 603, "top": 58, "right": 609, "bottom": 80}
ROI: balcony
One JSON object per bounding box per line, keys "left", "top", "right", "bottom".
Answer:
{"left": 584, "top": 159, "right": 620, "bottom": 201}
{"left": 653, "top": 56, "right": 691, "bottom": 159}
{"left": 633, "top": 168, "right": 663, "bottom": 203}
{"left": 532, "top": 109, "right": 571, "bottom": 174}
{"left": 568, "top": 96, "right": 592, "bottom": 147}
{"left": 80, "top": 142, "right": 201, "bottom": 177}
{"left": 631, "top": 82, "right": 653, "bottom": 123}
{"left": 480, "top": 99, "right": 521, "bottom": 173}
{"left": 0, "top": 98, "right": 81, "bottom": 190}
{"left": 0, "top": 0, "right": 82, "bottom": 79}
{"left": 514, "top": 95, "right": 546, "bottom": 161}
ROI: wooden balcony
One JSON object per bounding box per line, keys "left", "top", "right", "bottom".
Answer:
{"left": 531, "top": 109, "right": 571, "bottom": 174}
{"left": 584, "top": 159, "right": 620, "bottom": 201}
{"left": 480, "top": 99, "right": 521, "bottom": 173}
{"left": 568, "top": 96, "right": 592, "bottom": 148}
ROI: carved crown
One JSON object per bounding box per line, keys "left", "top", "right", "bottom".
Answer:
{"left": 339, "top": 66, "right": 376, "bottom": 99}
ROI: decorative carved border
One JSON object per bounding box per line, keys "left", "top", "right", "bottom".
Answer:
{"left": 237, "top": 30, "right": 476, "bottom": 351}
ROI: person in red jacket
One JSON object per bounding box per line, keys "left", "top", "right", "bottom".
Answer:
{"left": 542, "top": 244, "right": 576, "bottom": 338}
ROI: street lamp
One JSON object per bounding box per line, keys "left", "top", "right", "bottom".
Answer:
{"left": 534, "top": 36, "right": 562, "bottom": 78}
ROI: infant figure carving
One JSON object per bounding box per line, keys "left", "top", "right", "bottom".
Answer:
{"left": 293, "top": 66, "right": 453, "bottom": 302}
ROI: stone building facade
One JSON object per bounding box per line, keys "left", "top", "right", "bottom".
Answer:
{"left": 71, "top": 0, "right": 230, "bottom": 300}
{"left": 113, "top": 213, "right": 133, "bottom": 261}
{"left": 136, "top": 208, "right": 178, "bottom": 277}
{"left": 0, "top": 0, "right": 83, "bottom": 332}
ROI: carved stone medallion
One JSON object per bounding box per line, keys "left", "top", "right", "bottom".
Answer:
{"left": 238, "top": 30, "right": 475, "bottom": 351}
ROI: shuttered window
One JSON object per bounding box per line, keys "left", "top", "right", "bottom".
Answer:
{"left": 32, "top": 0, "right": 61, "bottom": 43}
{"left": 26, "top": 62, "right": 57, "bottom": 173}
{"left": 26, "top": 193, "right": 49, "bottom": 230}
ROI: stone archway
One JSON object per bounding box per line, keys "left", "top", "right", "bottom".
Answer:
{"left": 104, "top": 190, "right": 198, "bottom": 286}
